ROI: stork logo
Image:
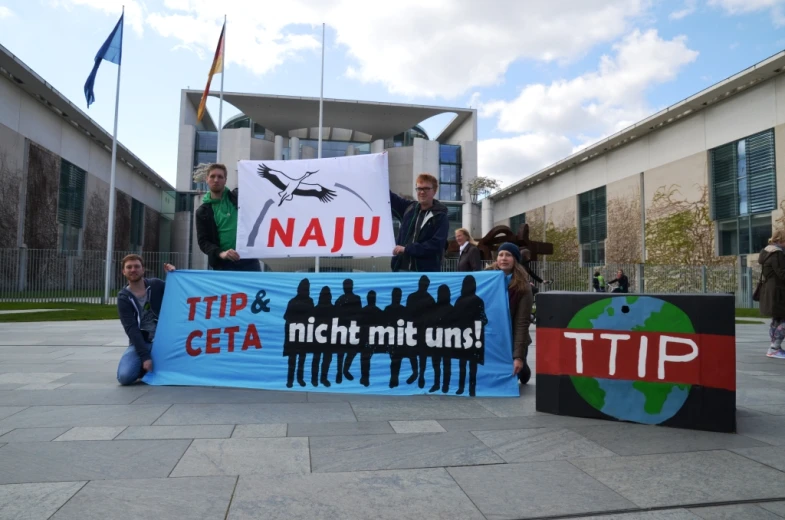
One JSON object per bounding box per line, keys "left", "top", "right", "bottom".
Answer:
{"left": 258, "top": 165, "right": 337, "bottom": 206}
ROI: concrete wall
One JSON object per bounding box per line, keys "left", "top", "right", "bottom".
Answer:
{"left": 251, "top": 138, "right": 275, "bottom": 161}
{"left": 442, "top": 111, "right": 477, "bottom": 144}
{"left": 387, "top": 146, "right": 414, "bottom": 198}
{"left": 413, "top": 138, "right": 439, "bottom": 187}
{"left": 220, "top": 128, "right": 252, "bottom": 190}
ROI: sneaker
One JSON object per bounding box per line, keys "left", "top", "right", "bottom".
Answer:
{"left": 771, "top": 350, "right": 785, "bottom": 360}
{"left": 767, "top": 347, "right": 782, "bottom": 357}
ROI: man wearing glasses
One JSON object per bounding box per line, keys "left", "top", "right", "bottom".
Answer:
{"left": 389, "top": 174, "right": 449, "bottom": 273}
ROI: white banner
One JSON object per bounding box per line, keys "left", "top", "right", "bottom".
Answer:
{"left": 236, "top": 153, "right": 396, "bottom": 258}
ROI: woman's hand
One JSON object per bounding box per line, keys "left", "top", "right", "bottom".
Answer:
{"left": 163, "top": 263, "right": 176, "bottom": 272}
{"left": 513, "top": 358, "right": 523, "bottom": 375}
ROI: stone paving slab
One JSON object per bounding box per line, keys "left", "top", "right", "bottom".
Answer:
{"left": 447, "top": 460, "right": 636, "bottom": 519}
{"left": 0, "top": 404, "right": 170, "bottom": 428}
{"left": 50, "top": 477, "right": 237, "bottom": 520}
{"left": 472, "top": 427, "right": 617, "bottom": 462}
{"left": 733, "top": 445, "right": 785, "bottom": 472}
{"left": 575, "top": 511, "right": 699, "bottom": 519}
{"left": 0, "top": 482, "right": 87, "bottom": 520}
{"left": 0, "top": 426, "right": 70, "bottom": 442}
{"left": 153, "top": 403, "right": 357, "bottom": 425}
{"left": 118, "top": 424, "right": 235, "bottom": 440}
{"left": 568, "top": 422, "right": 770, "bottom": 455}
{"left": 310, "top": 432, "right": 504, "bottom": 472}
{"left": 688, "top": 503, "right": 784, "bottom": 519}
{"left": 54, "top": 426, "right": 126, "bottom": 441}
{"left": 571, "top": 450, "right": 785, "bottom": 508}
{"left": 0, "top": 406, "right": 26, "bottom": 420}
{"left": 437, "top": 413, "right": 611, "bottom": 431}
{"left": 0, "top": 388, "right": 150, "bottom": 406}
{"left": 286, "top": 420, "right": 392, "bottom": 437}
{"left": 760, "top": 501, "right": 785, "bottom": 516}
{"left": 0, "top": 440, "right": 191, "bottom": 484}
{"left": 350, "top": 400, "right": 496, "bottom": 421}
{"left": 389, "top": 420, "right": 446, "bottom": 433}
{"left": 170, "top": 437, "right": 310, "bottom": 477}
{"left": 130, "top": 386, "right": 308, "bottom": 404}
{"left": 227, "top": 469, "right": 485, "bottom": 520}
{"left": 231, "top": 424, "right": 287, "bottom": 438}
{"left": 736, "top": 415, "right": 785, "bottom": 445}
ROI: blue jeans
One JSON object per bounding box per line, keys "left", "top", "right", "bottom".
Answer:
{"left": 117, "top": 342, "right": 152, "bottom": 386}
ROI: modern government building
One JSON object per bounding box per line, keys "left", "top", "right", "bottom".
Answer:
{"left": 2, "top": 37, "right": 785, "bottom": 276}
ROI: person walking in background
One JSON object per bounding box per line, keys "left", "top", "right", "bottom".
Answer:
{"left": 455, "top": 227, "right": 481, "bottom": 272}
{"left": 593, "top": 270, "right": 606, "bottom": 292}
{"left": 486, "top": 243, "right": 534, "bottom": 384}
{"left": 758, "top": 229, "right": 785, "bottom": 359}
{"left": 520, "top": 248, "right": 550, "bottom": 293}
{"left": 195, "top": 163, "right": 261, "bottom": 272}
{"left": 608, "top": 269, "right": 629, "bottom": 293}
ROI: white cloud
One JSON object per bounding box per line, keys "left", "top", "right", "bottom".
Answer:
{"left": 53, "top": 0, "right": 651, "bottom": 98}
{"left": 479, "top": 133, "right": 574, "bottom": 189}
{"left": 669, "top": 0, "right": 697, "bottom": 20}
{"left": 708, "top": 0, "right": 785, "bottom": 26}
{"left": 481, "top": 29, "right": 698, "bottom": 139}
{"left": 477, "top": 29, "right": 698, "bottom": 181}
{"left": 52, "top": 0, "right": 146, "bottom": 34}
{"left": 0, "top": 6, "right": 13, "bottom": 19}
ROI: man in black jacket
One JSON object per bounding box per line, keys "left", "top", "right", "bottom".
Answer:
{"left": 195, "top": 163, "right": 261, "bottom": 271}
{"left": 390, "top": 173, "right": 449, "bottom": 272}
{"left": 116, "top": 254, "right": 175, "bottom": 385}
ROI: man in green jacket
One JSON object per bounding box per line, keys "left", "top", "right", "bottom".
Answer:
{"left": 195, "top": 164, "right": 261, "bottom": 271}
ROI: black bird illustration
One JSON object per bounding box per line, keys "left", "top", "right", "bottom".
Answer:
{"left": 257, "top": 164, "right": 337, "bottom": 206}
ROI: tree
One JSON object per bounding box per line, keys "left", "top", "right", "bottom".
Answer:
{"left": 466, "top": 176, "right": 502, "bottom": 202}
{"left": 606, "top": 189, "right": 642, "bottom": 264}
{"left": 546, "top": 210, "right": 579, "bottom": 261}
{"left": 645, "top": 184, "right": 733, "bottom": 266}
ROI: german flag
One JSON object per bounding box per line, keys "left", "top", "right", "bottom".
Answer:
{"left": 535, "top": 292, "right": 736, "bottom": 433}
{"left": 197, "top": 22, "right": 225, "bottom": 123}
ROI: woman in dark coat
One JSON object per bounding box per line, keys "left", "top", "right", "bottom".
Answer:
{"left": 486, "top": 242, "right": 534, "bottom": 383}
{"left": 455, "top": 228, "right": 482, "bottom": 272}
{"left": 758, "top": 229, "right": 785, "bottom": 359}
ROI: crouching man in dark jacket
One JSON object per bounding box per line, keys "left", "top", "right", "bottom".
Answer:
{"left": 116, "top": 254, "right": 175, "bottom": 385}
{"left": 390, "top": 173, "right": 449, "bottom": 273}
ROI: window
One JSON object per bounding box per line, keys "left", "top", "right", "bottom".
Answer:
{"left": 509, "top": 213, "right": 525, "bottom": 235}
{"left": 57, "top": 159, "right": 86, "bottom": 252}
{"left": 130, "top": 198, "right": 144, "bottom": 252}
{"left": 578, "top": 186, "right": 607, "bottom": 265}
{"left": 438, "top": 144, "right": 461, "bottom": 202}
{"left": 193, "top": 131, "right": 217, "bottom": 191}
{"left": 710, "top": 129, "right": 776, "bottom": 255}
{"left": 445, "top": 204, "right": 462, "bottom": 238}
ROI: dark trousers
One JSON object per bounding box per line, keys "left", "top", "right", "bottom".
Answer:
{"left": 215, "top": 258, "right": 262, "bottom": 272}
{"left": 310, "top": 352, "right": 332, "bottom": 387}
{"left": 389, "top": 356, "right": 418, "bottom": 387}
{"left": 429, "top": 355, "right": 451, "bottom": 393}
{"left": 457, "top": 359, "right": 478, "bottom": 396}
{"left": 286, "top": 354, "right": 305, "bottom": 387}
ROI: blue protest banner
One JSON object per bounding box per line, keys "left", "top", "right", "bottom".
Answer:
{"left": 144, "top": 270, "right": 519, "bottom": 397}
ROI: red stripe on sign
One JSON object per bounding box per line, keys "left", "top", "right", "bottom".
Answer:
{"left": 536, "top": 328, "right": 735, "bottom": 391}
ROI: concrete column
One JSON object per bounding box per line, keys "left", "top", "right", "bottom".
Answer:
{"left": 274, "top": 135, "right": 283, "bottom": 160}
{"left": 346, "top": 144, "right": 355, "bottom": 156}
{"left": 481, "top": 197, "right": 494, "bottom": 236}
{"left": 371, "top": 139, "right": 384, "bottom": 154}
{"left": 290, "top": 137, "right": 300, "bottom": 160}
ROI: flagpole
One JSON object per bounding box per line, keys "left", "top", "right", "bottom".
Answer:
{"left": 315, "top": 22, "right": 325, "bottom": 274}
{"left": 217, "top": 15, "right": 225, "bottom": 163}
{"left": 103, "top": 6, "right": 124, "bottom": 304}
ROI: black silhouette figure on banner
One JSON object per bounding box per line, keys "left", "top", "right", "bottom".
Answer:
{"left": 310, "top": 286, "right": 334, "bottom": 387}
{"left": 335, "top": 279, "right": 362, "bottom": 384}
{"left": 453, "top": 275, "right": 488, "bottom": 396}
{"left": 359, "top": 290, "right": 384, "bottom": 387}
{"left": 283, "top": 278, "right": 314, "bottom": 388}
{"left": 385, "top": 287, "right": 409, "bottom": 388}
{"left": 429, "top": 284, "right": 454, "bottom": 393}
{"left": 406, "top": 275, "right": 436, "bottom": 388}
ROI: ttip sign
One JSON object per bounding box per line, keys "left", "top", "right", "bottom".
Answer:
{"left": 535, "top": 294, "right": 736, "bottom": 433}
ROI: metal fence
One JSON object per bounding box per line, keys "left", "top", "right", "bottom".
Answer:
{"left": 0, "top": 248, "right": 761, "bottom": 308}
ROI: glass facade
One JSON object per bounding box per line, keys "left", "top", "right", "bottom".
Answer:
{"left": 193, "top": 131, "right": 217, "bottom": 191}
{"left": 57, "top": 159, "right": 86, "bottom": 252}
{"left": 710, "top": 129, "right": 776, "bottom": 256}
{"left": 223, "top": 115, "right": 267, "bottom": 139}
{"left": 384, "top": 125, "right": 429, "bottom": 148}
{"left": 578, "top": 186, "right": 607, "bottom": 265}
{"left": 296, "top": 139, "right": 372, "bottom": 159}
{"left": 439, "top": 144, "right": 462, "bottom": 202}
{"left": 509, "top": 213, "right": 525, "bottom": 235}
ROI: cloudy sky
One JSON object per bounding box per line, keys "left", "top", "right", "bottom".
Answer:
{"left": 1, "top": 0, "right": 784, "bottom": 188}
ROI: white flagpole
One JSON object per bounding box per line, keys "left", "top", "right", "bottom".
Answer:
{"left": 217, "top": 15, "right": 225, "bottom": 163}
{"left": 315, "top": 22, "right": 325, "bottom": 274}
{"left": 103, "top": 7, "right": 124, "bottom": 305}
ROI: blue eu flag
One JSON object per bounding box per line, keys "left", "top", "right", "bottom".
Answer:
{"left": 84, "top": 13, "right": 124, "bottom": 108}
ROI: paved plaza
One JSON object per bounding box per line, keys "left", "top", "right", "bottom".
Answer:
{"left": 0, "top": 320, "right": 783, "bottom": 519}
